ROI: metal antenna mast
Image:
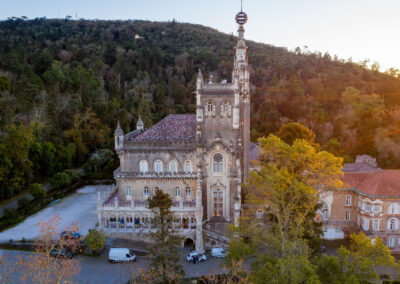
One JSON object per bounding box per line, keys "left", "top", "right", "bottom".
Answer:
{"left": 241, "top": 0, "right": 243, "bottom": 11}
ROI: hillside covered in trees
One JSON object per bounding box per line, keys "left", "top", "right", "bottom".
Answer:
{"left": 1, "top": 17, "right": 400, "bottom": 201}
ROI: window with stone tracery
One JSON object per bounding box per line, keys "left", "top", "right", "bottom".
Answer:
{"left": 185, "top": 161, "right": 191, "bottom": 173}
{"left": 186, "top": 187, "right": 191, "bottom": 197}
{"left": 154, "top": 160, "right": 163, "bottom": 173}
{"left": 221, "top": 100, "right": 232, "bottom": 117}
{"left": 213, "top": 153, "right": 223, "bottom": 173}
{"left": 144, "top": 187, "right": 149, "bottom": 197}
{"left": 205, "top": 100, "right": 215, "bottom": 116}
{"left": 139, "top": 160, "right": 148, "bottom": 173}
{"left": 169, "top": 160, "right": 177, "bottom": 173}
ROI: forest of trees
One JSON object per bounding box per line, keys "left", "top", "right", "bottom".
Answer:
{"left": 1, "top": 17, "right": 400, "bottom": 201}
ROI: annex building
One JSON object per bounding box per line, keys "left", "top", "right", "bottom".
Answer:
{"left": 97, "top": 10, "right": 251, "bottom": 252}
{"left": 320, "top": 155, "right": 400, "bottom": 251}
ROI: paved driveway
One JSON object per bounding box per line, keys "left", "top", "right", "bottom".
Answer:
{"left": 0, "top": 185, "right": 111, "bottom": 242}
{"left": 0, "top": 248, "right": 225, "bottom": 283}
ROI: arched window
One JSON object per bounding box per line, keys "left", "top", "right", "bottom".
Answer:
{"left": 125, "top": 187, "right": 131, "bottom": 197}
{"left": 207, "top": 101, "right": 214, "bottom": 112}
{"left": 221, "top": 101, "right": 232, "bottom": 117}
{"left": 186, "top": 187, "right": 191, "bottom": 197}
{"left": 185, "top": 161, "right": 191, "bottom": 173}
{"left": 205, "top": 100, "right": 215, "bottom": 116}
{"left": 154, "top": 160, "right": 163, "bottom": 173}
{"left": 175, "top": 187, "right": 181, "bottom": 197}
{"left": 139, "top": 160, "right": 148, "bottom": 173}
{"left": 213, "top": 153, "right": 223, "bottom": 173}
{"left": 389, "top": 203, "right": 396, "bottom": 214}
{"left": 155, "top": 187, "right": 159, "bottom": 194}
{"left": 144, "top": 187, "right": 149, "bottom": 197}
{"left": 169, "top": 161, "right": 177, "bottom": 173}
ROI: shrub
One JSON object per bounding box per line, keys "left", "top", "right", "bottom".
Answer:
{"left": 50, "top": 172, "right": 71, "bottom": 189}
{"left": 29, "top": 183, "right": 46, "bottom": 200}
{"left": 63, "top": 169, "right": 81, "bottom": 183}
{"left": 3, "top": 208, "right": 18, "bottom": 219}
{"left": 17, "top": 196, "right": 31, "bottom": 211}
{"left": 84, "top": 230, "right": 106, "bottom": 253}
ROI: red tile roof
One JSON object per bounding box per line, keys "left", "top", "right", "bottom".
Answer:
{"left": 129, "top": 114, "right": 196, "bottom": 142}
{"left": 343, "top": 170, "right": 400, "bottom": 196}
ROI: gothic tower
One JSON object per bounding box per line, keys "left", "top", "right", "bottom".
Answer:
{"left": 233, "top": 10, "right": 250, "bottom": 180}
{"left": 195, "top": 9, "right": 249, "bottom": 226}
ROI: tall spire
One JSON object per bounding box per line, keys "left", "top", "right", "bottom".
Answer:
{"left": 235, "top": 4, "right": 248, "bottom": 39}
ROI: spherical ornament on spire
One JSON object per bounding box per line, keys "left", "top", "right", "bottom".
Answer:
{"left": 235, "top": 11, "right": 248, "bottom": 25}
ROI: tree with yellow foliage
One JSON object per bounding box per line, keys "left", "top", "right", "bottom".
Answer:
{"left": 228, "top": 134, "right": 343, "bottom": 283}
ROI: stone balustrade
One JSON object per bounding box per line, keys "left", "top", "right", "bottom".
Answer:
{"left": 200, "top": 83, "right": 235, "bottom": 90}
{"left": 114, "top": 169, "right": 197, "bottom": 179}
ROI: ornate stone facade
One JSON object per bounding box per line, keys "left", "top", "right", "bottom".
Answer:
{"left": 97, "top": 11, "right": 250, "bottom": 252}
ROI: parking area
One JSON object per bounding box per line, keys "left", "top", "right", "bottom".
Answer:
{"left": 0, "top": 247, "right": 225, "bottom": 283}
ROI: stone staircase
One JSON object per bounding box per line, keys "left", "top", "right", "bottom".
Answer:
{"left": 203, "top": 216, "right": 230, "bottom": 247}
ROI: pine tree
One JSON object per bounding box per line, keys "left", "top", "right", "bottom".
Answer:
{"left": 147, "top": 190, "right": 184, "bottom": 283}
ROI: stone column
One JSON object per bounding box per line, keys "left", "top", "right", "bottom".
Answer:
{"left": 116, "top": 213, "right": 119, "bottom": 233}
{"left": 125, "top": 214, "right": 127, "bottom": 233}
{"left": 195, "top": 170, "right": 204, "bottom": 253}
{"left": 131, "top": 214, "right": 136, "bottom": 233}
{"left": 234, "top": 158, "right": 242, "bottom": 227}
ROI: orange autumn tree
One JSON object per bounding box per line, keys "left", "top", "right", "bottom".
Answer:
{"left": 18, "top": 215, "right": 81, "bottom": 283}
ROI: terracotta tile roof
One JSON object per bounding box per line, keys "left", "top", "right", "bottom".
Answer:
{"left": 129, "top": 114, "right": 196, "bottom": 142}
{"left": 343, "top": 170, "right": 400, "bottom": 196}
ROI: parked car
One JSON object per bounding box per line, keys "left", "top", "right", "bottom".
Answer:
{"left": 108, "top": 248, "right": 136, "bottom": 263}
{"left": 50, "top": 249, "right": 73, "bottom": 259}
{"left": 211, "top": 247, "right": 227, "bottom": 258}
{"left": 186, "top": 251, "right": 207, "bottom": 263}
{"left": 60, "top": 231, "right": 81, "bottom": 239}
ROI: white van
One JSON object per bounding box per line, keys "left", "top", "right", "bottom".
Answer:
{"left": 211, "top": 247, "right": 227, "bottom": 258}
{"left": 108, "top": 248, "right": 136, "bottom": 263}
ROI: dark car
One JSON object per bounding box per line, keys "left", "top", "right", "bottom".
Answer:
{"left": 50, "top": 249, "right": 73, "bottom": 259}
{"left": 60, "top": 231, "right": 81, "bottom": 239}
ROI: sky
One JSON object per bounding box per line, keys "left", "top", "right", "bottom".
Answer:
{"left": 1, "top": 0, "right": 399, "bottom": 71}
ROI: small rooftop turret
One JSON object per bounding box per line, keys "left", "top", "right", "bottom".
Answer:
{"left": 136, "top": 115, "right": 144, "bottom": 131}
{"left": 114, "top": 121, "right": 124, "bottom": 150}
{"left": 114, "top": 121, "right": 123, "bottom": 136}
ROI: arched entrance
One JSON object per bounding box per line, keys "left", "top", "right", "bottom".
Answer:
{"left": 213, "top": 189, "right": 223, "bottom": 216}
{"left": 184, "top": 238, "right": 194, "bottom": 249}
